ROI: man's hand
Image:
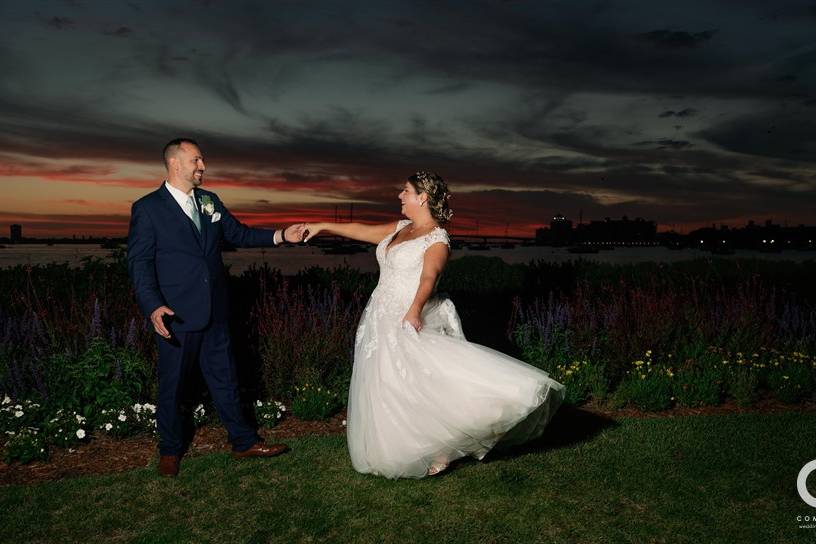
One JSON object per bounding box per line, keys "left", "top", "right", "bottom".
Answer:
{"left": 150, "top": 306, "right": 175, "bottom": 339}
{"left": 283, "top": 223, "right": 307, "bottom": 243}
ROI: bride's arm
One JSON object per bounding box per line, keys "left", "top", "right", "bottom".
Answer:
{"left": 304, "top": 221, "right": 399, "bottom": 245}
{"left": 402, "top": 244, "right": 449, "bottom": 331}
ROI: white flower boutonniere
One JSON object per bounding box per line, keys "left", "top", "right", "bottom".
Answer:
{"left": 198, "top": 194, "right": 216, "bottom": 216}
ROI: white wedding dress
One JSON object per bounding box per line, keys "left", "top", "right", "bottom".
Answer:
{"left": 346, "top": 220, "right": 565, "bottom": 479}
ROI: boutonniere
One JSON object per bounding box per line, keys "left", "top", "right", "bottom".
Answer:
{"left": 198, "top": 194, "right": 215, "bottom": 216}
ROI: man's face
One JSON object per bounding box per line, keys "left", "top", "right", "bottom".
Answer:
{"left": 175, "top": 142, "right": 205, "bottom": 187}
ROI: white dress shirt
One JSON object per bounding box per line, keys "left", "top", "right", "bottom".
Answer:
{"left": 163, "top": 181, "right": 283, "bottom": 244}
{"left": 164, "top": 181, "right": 197, "bottom": 220}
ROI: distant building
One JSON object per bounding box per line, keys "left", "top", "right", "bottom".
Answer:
{"left": 576, "top": 216, "right": 657, "bottom": 244}
{"left": 536, "top": 213, "right": 574, "bottom": 245}
{"left": 689, "top": 219, "right": 816, "bottom": 251}
{"left": 10, "top": 224, "right": 22, "bottom": 243}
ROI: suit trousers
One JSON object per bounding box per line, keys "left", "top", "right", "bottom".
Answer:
{"left": 155, "top": 320, "right": 260, "bottom": 455}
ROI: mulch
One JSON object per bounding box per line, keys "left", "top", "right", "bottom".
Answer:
{"left": 0, "top": 412, "right": 347, "bottom": 487}
{"left": 2, "top": 400, "right": 814, "bottom": 487}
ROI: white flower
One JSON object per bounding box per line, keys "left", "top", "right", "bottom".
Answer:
{"left": 14, "top": 410, "right": 23, "bottom": 418}
{"left": 76, "top": 429, "right": 86, "bottom": 439}
{"left": 2, "top": 395, "right": 10, "bottom": 404}
{"left": 133, "top": 403, "right": 142, "bottom": 413}
{"left": 277, "top": 413, "right": 282, "bottom": 419}
{"left": 105, "top": 423, "right": 113, "bottom": 431}
{"left": 118, "top": 414, "right": 127, "bottom": 422}
{"left": 255, "top": 400, "right": 263, "bottom": 407}
{"left": 342, "top": 420, "right": 347, "bottom": 426}
{"left": 75, "top": 414, "right": 86, "bottom": 423}
{"left": 14, "top": 404, "right": 22, "bottom": 410}
{"left": 143, "top": 404, "right": 156, "bottom": 413}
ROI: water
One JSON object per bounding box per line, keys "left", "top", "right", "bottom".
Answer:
{"left": 1, "top": 243, "right": 812, "bottom": 275}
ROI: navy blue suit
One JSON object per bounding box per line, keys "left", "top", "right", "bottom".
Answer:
{"left": 127, "top": 183, "right": 278, "bottom": 455}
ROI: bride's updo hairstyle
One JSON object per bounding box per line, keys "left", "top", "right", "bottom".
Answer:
{"left": 407, "top": 171, "right": 453, "bottom": 224}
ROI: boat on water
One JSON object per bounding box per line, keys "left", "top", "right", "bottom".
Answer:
{"left": 568, "top": 244, "right": 600, "bottom": 254}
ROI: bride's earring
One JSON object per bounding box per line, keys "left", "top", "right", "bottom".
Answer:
{"left": 420, "top": 201, "right": 425, "bottom": 207}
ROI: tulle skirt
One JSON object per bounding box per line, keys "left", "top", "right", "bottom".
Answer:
{"left": 346, "top": 296, "right": 565, "bottom": 479}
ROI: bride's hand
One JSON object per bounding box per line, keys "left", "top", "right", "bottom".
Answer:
{"left": 303, "top": 223, "right": 324, "bottom": 243}
{"left": 402, "top": 310, "right": 422, "bottom": 333}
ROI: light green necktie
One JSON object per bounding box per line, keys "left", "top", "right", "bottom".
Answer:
{"left": 186, "top": 195, "right": 201, "bottom": 232}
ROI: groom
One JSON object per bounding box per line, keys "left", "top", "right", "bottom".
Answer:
{"left": 127, "top": 138, "right": 304, "bottom": 477}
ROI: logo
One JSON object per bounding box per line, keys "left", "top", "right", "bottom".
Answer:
{"left": 798, "top": 460, "right": 816, "bottom": 508}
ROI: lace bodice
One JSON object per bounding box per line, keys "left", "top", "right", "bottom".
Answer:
{"left": 369, "top": 219, "right": 450, "bottom": 316}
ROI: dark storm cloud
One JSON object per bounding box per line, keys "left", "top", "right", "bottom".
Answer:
{"left": 104, "top": 26, "right": 132, "bottom": 37}
{"left": 636, "top": 139, "right": 694, "bottom": 150}
{"left": 47, "top": 16, "right": 74, "bottom": 30}
{"left": 700, "top": 108, "right": 816, "bottom": 162}
{"left": 659, "top": 109, "right": 697, "bottom": 118}
{"left": 1, "top": 0, "right": 815, "bottom": 234}
{"left": 639, "top": 30, "right": 717, "bottom": 49}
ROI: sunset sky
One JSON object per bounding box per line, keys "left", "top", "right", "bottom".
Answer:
{"left": 1, "top": 0, "right": 815, "bottom": 237}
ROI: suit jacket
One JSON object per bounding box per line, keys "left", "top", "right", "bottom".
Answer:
{"left": 127, "top": 183, "right": 278, "bottom": 332}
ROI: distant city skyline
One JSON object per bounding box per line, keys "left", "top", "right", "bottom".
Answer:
{"left": 1, "top": 1, "right": 814, "bottom": 237}
{"left": 6, "top": 214, "right": 815, "bottom": 242}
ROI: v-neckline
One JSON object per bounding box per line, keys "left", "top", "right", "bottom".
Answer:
{"left": 384, "top": 224, "right": 438, "bottom": 256}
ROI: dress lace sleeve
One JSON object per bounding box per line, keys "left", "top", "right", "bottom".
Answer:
{"left": 423, "top": 228, "right": 451, "bottom": 252}
{"left": 396, "top": 219, "right": 412, "bottom": 232}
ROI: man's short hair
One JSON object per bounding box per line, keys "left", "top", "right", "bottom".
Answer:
{"left": 162, "top": 138, "right": 200, "bottom": 168}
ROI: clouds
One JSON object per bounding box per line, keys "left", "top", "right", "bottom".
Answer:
{"left": 0, "top": 0, "right": 814, "bottom": 235}
{"left": 639, "top": 29, "right": 717, "bottom": 49}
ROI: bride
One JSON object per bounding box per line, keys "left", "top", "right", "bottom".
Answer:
{"left": 303, "top": 172, "right": 565, "bottom": 479}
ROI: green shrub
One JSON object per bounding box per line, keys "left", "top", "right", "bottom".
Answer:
{"left": 611, "top": 352, "right": 674, "bottom": 411}
{"left": 552, "top": 359, "right": 609, "bottom": 405}
{"left": 254, "top": 400, "right": 286, "bottom": 428}
{"left": 45, "top": 339, "right": 151, "bottom": 418}
{"left": 291, "top": 382, "right": 341, "bottom": 421}
{"left": 3, "top": 426, "right": 47, "bottom": 464}
{"left": 768, "top": 364, "right": 812, "bottom": 404}
{"left": 725, "top": 367, "right": 760, "bottom": 407}
{"left": 44, "top": 409, "right": 91, "bottom": 448}
{"left": 673, "top": 366, "right": 723, "bottom": 407}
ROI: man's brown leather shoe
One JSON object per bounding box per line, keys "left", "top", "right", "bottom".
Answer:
{"left": 158, "top": 455, "right": 180, "bottom": 477}
{"left": 232, "top": 442, "right": 289, "bottom": 459}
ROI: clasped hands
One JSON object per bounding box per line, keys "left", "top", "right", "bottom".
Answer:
{"left": 283, "top": 223, "right": 322, "bottom": 243}
{"left": 282, "top": 223, "right": 308, "bottom": 244}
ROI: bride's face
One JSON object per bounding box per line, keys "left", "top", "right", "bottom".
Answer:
{"left": 399, "top": 182, "right": 426, "bottom": 217}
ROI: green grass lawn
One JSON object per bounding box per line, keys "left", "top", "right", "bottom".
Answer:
{"left": 1, "top": 409, "right": 815, "bottom": 543}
